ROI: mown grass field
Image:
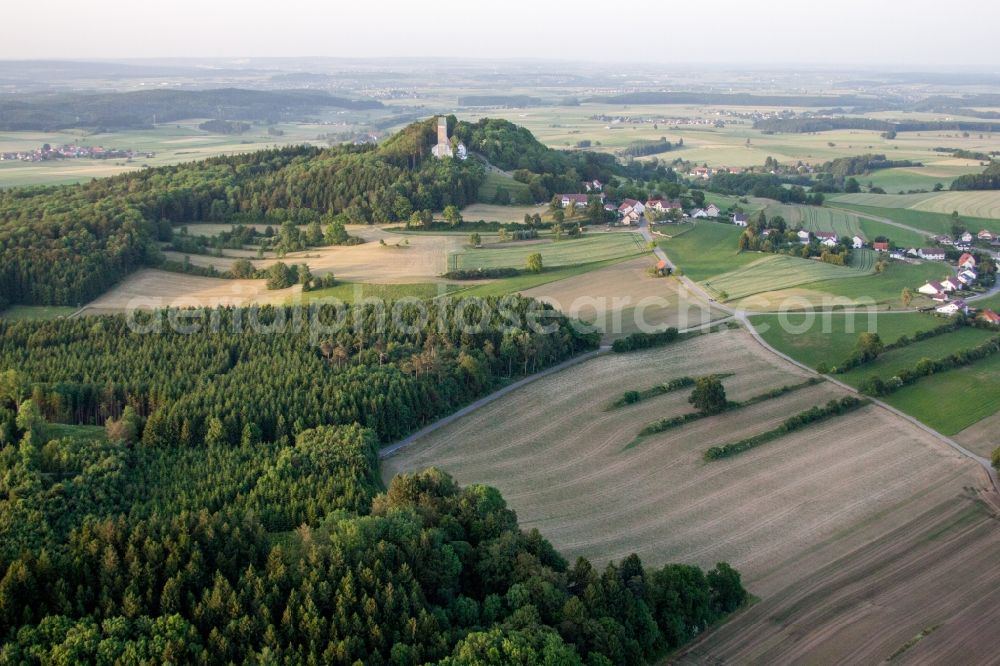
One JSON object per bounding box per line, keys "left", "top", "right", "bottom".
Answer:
{"left": 656, "top": 222, "right": 757, "bottom": 281}
{"left": 912, "top": 190, "right": 1000, "bottom": 219}
{"left": 864, "top": 166, "right": 968, "bottom": 193}
{"left": 454, "top": 233, "right": 645, "bottom": 271}
{"left": 837, "top": 326, "right": 998, "bottom": 386}
{"left": 0, "top": 305, "right": 78, "bottom": 321}
{"left": 800, "top": 258, "right": 947, "bottom": 305}
{"left": 297, "top": 282, "right": 462, "bottom": 304}
{"left": 831, "top": 193, "right": 939, "bottom": 209}
{"left": 884, "top": 351, "right": 1000, "bottom": 435}
{"left": 762, "top": 203, "right": 864, "bottom": 238}
{"left": 749, "top": 311, "right": 943, "bottom": 370}
{"left": 856, "top": 216, "right": 929, "bottom": 249}
{"left": 833, "top": 193, "right": 1000, "bottom": 235}
{"left": 703, "top": 254, "right": 871, "bottom": 301}
{"left": 455, "top": 256, "right": 641, "bottom": 298}
{"left": 476, "top": 171, "right": 533, "bottom": 202}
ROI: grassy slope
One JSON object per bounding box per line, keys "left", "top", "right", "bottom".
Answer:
{"left": 656, "top": 222, "right": 757, "bottom": 281}
{"left": 884, "top": 351, "right": 1000, "bottom": 435}
{"left": 838, "top": 327, "right": 998, "bottom": 386}
{"left": 857, "top": 217, "right": 929, "bottom": 249}
{"left": 749, "top": 311, "right": 943, "bottom": 370}
{"left": 803, "top": 259, "right": 947, "bottom": 305}
{"left": 456, "top": 256, "right": 641, "bottom": 298}
{"left": 762, "top": 203, "right": 863, "bottom": 238}
{"left": 835, "top": 203, "right": 1000, "bottom": 237}
{"left": 476, "top": 171, "right": 532, "bottom": 202}
{"left": 296, "top": 282, "right": 461, "bottom": 304}
{"left": 704, "top": 254, "right": 871, "bottom": 301}
{"left": 455, "top": 233, "right": 644, "bottom": 271}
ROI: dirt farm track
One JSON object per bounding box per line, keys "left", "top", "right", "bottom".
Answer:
{"left": 384, "top": 329, "right": 1000, "bottom": 664}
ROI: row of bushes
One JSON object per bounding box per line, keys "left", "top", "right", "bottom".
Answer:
{"left": 635, "top": 377, "right": 821, "bottom": 438}
{"left": 612, "top": 327, "right": 680, "bottom": 352}
{"left": 704, "top": 396, "right": 868, "bottom": 460}
{"left": 833, "top": 320, "right": 968, "bottom": 373}
{"left": 611, "top": 376, "right": 710, "bottom": 409}
{"left": 443, "top": 267, "right": 521, "bottom": 280}
{"left": 858, "top": 334, "right": 1000, "bottom": 396}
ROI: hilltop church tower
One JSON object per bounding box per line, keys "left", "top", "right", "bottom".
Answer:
{"left": 431, "top": 116, "right": 467, "bottom": 160}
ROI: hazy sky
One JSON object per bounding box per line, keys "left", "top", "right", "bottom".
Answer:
{"left": 5, "top": 0, "right": 1000, "bottom": 66}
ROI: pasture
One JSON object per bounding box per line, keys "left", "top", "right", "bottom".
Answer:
{"left": 837, "top": 326, "right": 998, "bottom": 386}
{"left": 762, "top": 203, "right": 864, "bottom": 238}
{"left": 831, "top": 193, "right": 939, "bottom": 209}
{"left": 453, "top": 257, "right": 639, "bottom": 299}
{"left": 297, "top": 282, "right": 461, "bottom": 304}
{"left": 702, "top": 254, "right": 871, "bottom": 301}
{"left": 748, "top": 311, "right": 943, "bottom": 370}
{"left": 912, "top": 190, "right": 1000, "bottom": 219}
{"left": 883, "top": 351, "right": 1000, "bottom": 435}
{"left": 834, "top": 194, "right": 1000, "bottom": 235}
{"left": 518, "top": 256, "right": 729, "bottom": 339}
{"left": 856, "top": 216, "right": 929, "bottom": 248}
{"left": 656, "top": 222, "right": 757, "bottom": 282}
{"left": 476, "top": 170, "right": 532, "bottom": 202}
{"left": 453, "top": 232, "right": 644, "bottom": 271}
{"left": 383, "top": 328, "right": 998, "bottom": 662}
{"left": 734, "top": 258, "right": 947, "bottom": 310}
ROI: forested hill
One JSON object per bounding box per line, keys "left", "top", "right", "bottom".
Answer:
{"left": 0, "top": 115, "right": 608, "bottom": 307}
{"left": 0, "top": 304, "right": 746, "bottom": 663}
{"left": 951, "top": 161, "right": 1000, "bottom": 190}
{"left": 0, "top": 88, "right": 383, "bottom": 131}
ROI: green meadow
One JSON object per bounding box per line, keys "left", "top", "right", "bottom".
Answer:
{"left": 748, "top": 311, "right": 944, "bottom": 370}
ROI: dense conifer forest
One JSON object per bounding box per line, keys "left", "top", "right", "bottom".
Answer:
{"left": 0, "top": 301, "right": 746, "bottom": 663}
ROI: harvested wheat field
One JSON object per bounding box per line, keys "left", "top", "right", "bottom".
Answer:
{"left": 519, "top": 257, "right": 729, "bottom": 338}
{"left": 78, "top": 268, "right": 297, "bottom": 314}
{"left": 163, "top": 226, "right": 465, "bottom": 283}
{"left": 383, "top": 328, "right": 1000, "bottom": 663}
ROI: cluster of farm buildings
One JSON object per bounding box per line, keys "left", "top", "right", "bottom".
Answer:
{"left": 555, "top": 181, "right": 724, "bottom": 224}
{"left": 0, "top": 144, "right": 153, "bottom": 162}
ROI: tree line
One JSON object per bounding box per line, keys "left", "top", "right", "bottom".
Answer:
{"left": 1, "top": 116, "right": 630, "bottom": 307}
{"left": 0, "top": 303, "right": 747, "bottom": 663}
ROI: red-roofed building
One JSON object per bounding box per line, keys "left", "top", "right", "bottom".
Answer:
{"left": 873, "top": 241, "right": 890, "bottom": 252}
{"left": 958, "top": 252, "right": 976, "bottom": 269}
{"left": 981, "top": 309, "right": 1000, "bottom": 325}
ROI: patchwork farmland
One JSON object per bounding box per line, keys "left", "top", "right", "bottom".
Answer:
{"left": 518, "top": 256, "right": 730, "bottom": 338}
{"left": 453, "top": 232, "right": 645, "bottom": 271}
{"left": 384, "top": 328, "right": 997, "bottom": 662}
{"left": 702, "top": 254, "right": 872, "bottom": 301}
